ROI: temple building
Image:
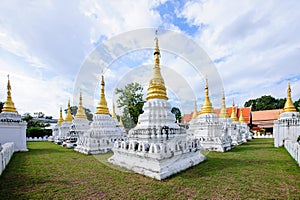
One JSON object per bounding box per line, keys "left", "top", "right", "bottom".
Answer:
{"left": 273, "top": 82, "right": 300, "bottom": 165}
{"left": 109, "top": 35, "right": 205, "bottom": 180}
{"left": 0, "top": 75, "right": 27, "bottom": 152}
{"left": 75, "top": 75, "right": 124, "bottom": 154}
{"left": 187, "top": 80, "right": 232, "bottom": 152}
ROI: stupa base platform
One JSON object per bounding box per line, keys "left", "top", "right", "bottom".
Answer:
{"left": 200, "top": 140, "right": 232, "bottom": 152}
{"left": 108, "top": 150, "right": 205, "bottom": 180}
{"left": 74, "top": 146, "right": 112, "bottom": 155}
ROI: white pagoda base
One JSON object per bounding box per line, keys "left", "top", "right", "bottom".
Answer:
{"left": 109, "top": 99, "right": 205, "bottom": 180}
{"left": 188, "top": 113, "right": 232, "bottom": 152}
{"left": 75, "top": 114, "right": 124, "bottom": 154}
{"left": 0, "top": 112, "right": 28, "bottom": 152}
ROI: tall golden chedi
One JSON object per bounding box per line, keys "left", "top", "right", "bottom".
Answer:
{"left": 0, "top": 75, "right": 28, "bottom": 152}
{"left": 219, "top": 91, "right": 229, "bottom": 118}
{"left": 283, "top": 82, "right": 296, "bottom": 112}
{"left": 109, "top": 33, "right": 205, "bottom": 180}
{"left": 75, "top": 75, "right": 124, "bottom": 155}
{"left": 58, "top": 100, "right": 74, "bottom": 139}
{"left": 187, "top": 79, "right": 232, "bottom": 152}
{"left": 231, "top": 100, "right": 239, "bottom": 122}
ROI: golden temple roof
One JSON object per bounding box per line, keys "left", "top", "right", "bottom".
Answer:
{"left": 219, "top": 90, "right": 229, "bottom": 118}
{"left": 2, "top": 75, "right": 17, "bottom": 113}
{"left": 192, "top": 100, "right": 198, "bottom": 119}
{"left": 57, "top": 107, "right": 64, "bottom": 125}
{"left": 65, "top": 100, "right": 73, "bottom": 122}
{"left": 200, "top": 79, "right": 214, "bottom": 114}
{"left": 75, "top": 92, "right": 87, "bottom": 119}
{"left": 95, "top": 75, "right": 110, "bottom": 115}
{"left": 145, "top": 33, "right": 168, "bottom": 101}
{"left": 231, "top": 100, "right": 238, "bottom": 122}
{"left": 239, "top": 108, "right": 246, "bottom": 123}
{"left": 283, "top": 82, "right": 296, "bottom": 112}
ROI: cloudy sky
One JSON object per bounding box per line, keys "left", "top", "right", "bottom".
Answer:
{"left": 0, "top": 0, "right": 299, "bottom": 119}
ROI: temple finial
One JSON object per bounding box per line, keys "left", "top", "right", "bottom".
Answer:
{"left": 219, "top": 90, "right": 229, "bottom": 118}
{"left": 65, "top": 99, "right": 73, "bottom": 122}
{"left": 283, "top": 81, "right": 296, "bottom": 112}
{"left": 231, "top": 100, "right": 238, "bottom": 122}
{"left": 192, "top": 100, "right": 198, "bottom": 119}
{"left": 95, "top": 75, "right": 110, "bottom": 114}
{"left": 75, "top": 92, "right": 87, "bottom": 119}
{"left": 119, "top": 116, "right": 124, "bottom": 127}
{"left": 2, "top": 74, "right": 17, "bottom": 113}
{"left": 112, "top": 102, "right": 117, "bottom": 119}
{"left": 200, "top": 79, "right": 214, "bottom": 114}
{"left": 145, "top": 33, "right": 168, "bottom": 101}
{"left": 239, "top": 108, "right": 246, "bottom": 123}
{"left": 57, "top": 106, "right": 64, "bottom": 125}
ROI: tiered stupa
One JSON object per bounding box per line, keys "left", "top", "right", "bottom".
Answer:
{"left": 187, "top": 79, "right": 232, "bottom": 152}
{"left": 75, "top": 75, "right": 124, "bottom": 154}
{"left": 52, "top": 107, "right": 64, "bottom": 138}
{"left": 109, "top": 35, "right": 205, "bottom": 180}
{"left": 274, "top": 82, "right": 300, "bottom": 147}
{"left": 238, "top": 108, "right": 250, "bottom": 142}
{"left": 227, "top": 101, "right": 243, "bottom": 145}
{"left": 0, "top": 75, "right": 27, "bottom": 151}
{"left": 58, "top": 100, "right": 73, "bottom": 139}
{"left": 71, "top": 93, "right": 90, "bottom": 148}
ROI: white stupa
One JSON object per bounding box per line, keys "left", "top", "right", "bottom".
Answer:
{"left": 75, "top": 75, "right": 124, "bottom": 154}
{"left": 0, "top": 75, "right": 27, "bottom": 152}
{"left": 227, "top": 101, "right": 243, "bottom": 145}
{"left": 58, "top": 100, "right": 73, "bottom": 139}
{"left": 109, "top": 35, "right": 205, "bottom": 180}
{"left": 187, "top": 80, "right": 232, "bottom": 152}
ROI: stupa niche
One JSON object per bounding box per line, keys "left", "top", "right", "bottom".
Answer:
{"left": 109, "top": 34, "right": 205, "bottom": 180}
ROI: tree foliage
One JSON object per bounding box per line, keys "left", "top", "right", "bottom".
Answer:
{"left": 64, "top": 106, "right": 93, "bottom": 121}
{"left": 22, "top": 113, "right": 51, "bottom": 137}
{"left": 115, "top": 82, "right": 144, "bottom": 130}
{"left": 0, "top": 101, "right": 3, "bottom": 113}
{"left": 171, "top": 107, "right": 182, "bottom": 123}
{"left": 244, "top": 95, "right": 300, "bottom": 111}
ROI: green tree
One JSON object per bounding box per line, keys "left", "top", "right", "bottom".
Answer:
{"left": 64, "top": 106, "right": 93, "bottom": 121}
{"left": 294, "top": 98, "right": 300, "bottom": 112}
{"left": 171, "top": 107, "right": 182, "bottom": 123}
{"left": 0, "top": 101, "right": 4, "bottom": 113}
{"left": 115, "top": 82, "right": 144, "bottom": 130}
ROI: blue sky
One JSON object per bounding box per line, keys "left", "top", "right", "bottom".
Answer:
{"left": 0, "top": 0, "right": 300, "bottom": 118}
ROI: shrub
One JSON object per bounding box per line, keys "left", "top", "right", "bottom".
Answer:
{"left": 26, "top": 127, "right": 52, "bottom": 138}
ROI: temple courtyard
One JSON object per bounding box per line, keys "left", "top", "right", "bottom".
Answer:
{"left": 0, "top": 138, "right": 299, "bottom": 199}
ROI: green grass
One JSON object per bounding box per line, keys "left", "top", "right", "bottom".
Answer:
{"left": 0, "top": 139, "right": 299, "bottom": 199}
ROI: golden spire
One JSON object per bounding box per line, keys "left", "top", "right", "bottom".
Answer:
{"left": 2, "top": 75, "right": 17, "bottom": 113}
{"left": 57, "top": 107, "right": 64, "bottom": 125}
{"left": 283, "top": 81, "right": 296, "bottom": 112}
{"left": 95, "top": 75, "right": 110, "bottom": 115}
{"left": 112, "top": 102, "right": 117, "bottom": 119}
{"left": 119, "top": 116, "right": 124, "bottom": 127}
{"left": 219, "top": 90, "right": 229, "bottom": 118}
{"left": 278, "top": 111, "right": 281, "bottom": 120}
{"left": 239, "top": 108, "right": 246, "bottom": 123}
{"left": 145, "top": 31, "right": 168, "bottom": 101}
{"left": 231, "top": 100, "right": 238, "bottom": 122}
{"left": 200, "top": 79, "right": 214, "bottom": 114}
{"left": 192, "top": 100, "right": 198, "bottom": 119}
{"left": 75, "top": 92, "right": 87, "bottom": 119}
{"left": 65, "top": 100, "right": 73, "bottom": 122}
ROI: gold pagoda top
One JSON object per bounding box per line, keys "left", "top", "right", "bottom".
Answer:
{"left": 219, "top": 90, "right": 229, "bottom": 118}
{"left": 283, "top": 82, "right": 296, "bottom": 112}
{"left": 2, "top": 75, "right": 17, "bottom": 113}
{"left": 65, "top": 100, "right": 73, "bottom": 122}
{"left": 112, "top": 102, "right": 117, "bottom": 119}
{"left": 95, "top": 75, "right": 110, "bottom": 115}
{"left": 200, "top": 79, "right": 214, "bottom": 114}
{"left": 119, "top": 116, "right": 124, "bottom": 127}
{"left": 75, "top": 92, "right": 87, "bottom": 119}
{"left": 145, "top": 33, "right": 168, "bottom": 101}
{"left": 239, "top": 108, "right": 246, "bottom": 123}
{"left": 57, "top": 107, "right": 64, "bottom": 125}
{"left": 231, "top": 100, "right": 238, "bottom": 122}
{"left": 192, "top": 100, "right": 198, "bottom": 119}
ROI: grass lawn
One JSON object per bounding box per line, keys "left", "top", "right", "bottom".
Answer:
{"left": 0, "top": 139, "right": 299, "bottom": 199}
